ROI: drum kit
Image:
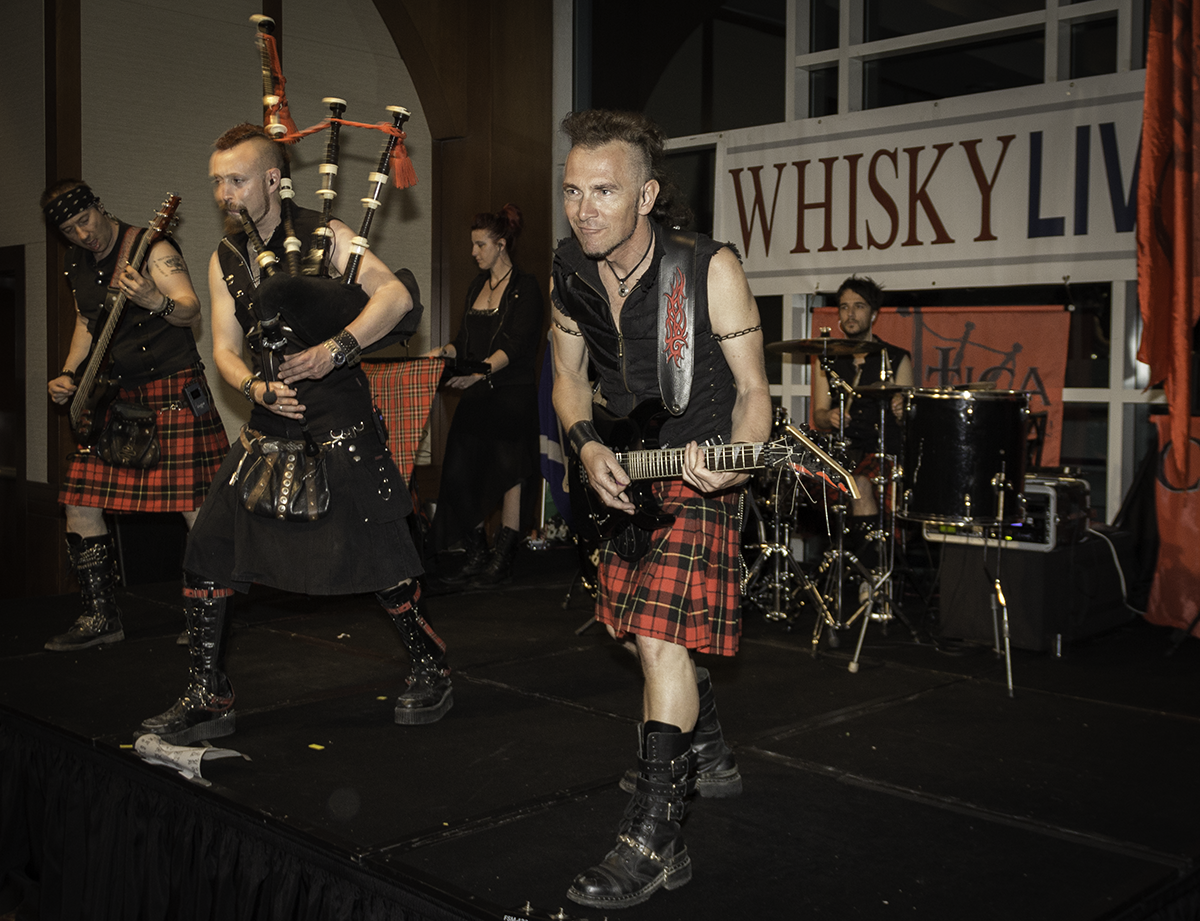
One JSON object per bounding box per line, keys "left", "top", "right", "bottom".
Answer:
{"left": 745, "top": 336, "right": 1029, "bottom": 680}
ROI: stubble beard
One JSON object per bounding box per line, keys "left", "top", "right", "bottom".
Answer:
{"left": 579, "top": 211, "right": 639, "bottom": 262}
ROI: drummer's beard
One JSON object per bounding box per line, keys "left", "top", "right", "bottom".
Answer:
{"left": 841, "top": 317, "right": 874, "bottom": 340}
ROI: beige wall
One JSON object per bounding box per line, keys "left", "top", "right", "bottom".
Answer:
{"left": 0, "top": 2, "right": 48, "bottom": 482}
{"left": 9, "top": 0, "right": 432, "bottom": 483}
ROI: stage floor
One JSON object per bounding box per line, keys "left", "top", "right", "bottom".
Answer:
{"left": 2, "top": 545, "right": 1198, "bottom": 920}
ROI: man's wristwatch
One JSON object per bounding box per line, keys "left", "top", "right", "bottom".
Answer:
{"left": 323, "top": 329, "right": 362, "bottom": 368}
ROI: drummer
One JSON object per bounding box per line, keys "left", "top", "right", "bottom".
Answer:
{"left": 811, "top": 275, "right": 913, "bottom": 543}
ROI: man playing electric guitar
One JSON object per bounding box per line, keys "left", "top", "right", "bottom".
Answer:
{"left": 551, "top": 110, "right": 772, "bottom": 910}
{"left": 42, "top": 180, "right": 229, "bottom": 651}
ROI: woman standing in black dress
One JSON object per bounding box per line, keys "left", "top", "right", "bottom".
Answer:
{"left": 427, "top": 204, "right": 544, "bottom": 584}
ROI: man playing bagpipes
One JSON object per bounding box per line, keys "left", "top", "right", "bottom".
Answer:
{"left": 137, "top": 122, "right": 450, "bottom": 745}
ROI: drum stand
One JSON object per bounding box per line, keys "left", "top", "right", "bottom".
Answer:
{"left": 810, "top": 363, "right": 918, "bottom": 666}
{"left": 988, "top": 472, "right": 1016, "bottom": 697}
{"left": 742, "top": 469, "right": 835, "bottom": 626}
{"left": 844, "top": 395, "right": 925, "bottom": 671}
{"left": 806, "top": 362, "right": 858, "bottom": 649}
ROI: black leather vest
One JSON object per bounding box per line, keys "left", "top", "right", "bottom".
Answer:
{"left": 551, "top": 224, "right": 738, "bottom": 448}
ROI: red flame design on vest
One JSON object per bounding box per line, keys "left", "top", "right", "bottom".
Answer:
{"left": 662, "top": 265, "right": 688, "bottom": 366}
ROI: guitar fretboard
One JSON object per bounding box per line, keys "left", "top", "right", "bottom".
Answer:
{"left": 615, "top": 443, "right": 765, "bottom": 481}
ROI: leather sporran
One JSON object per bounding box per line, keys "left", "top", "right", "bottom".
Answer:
{"left": 236, "top": 428, "right": 330, "bottom": 522}
{"left": 97, "top": 401, "right": 161, "bottom": 469}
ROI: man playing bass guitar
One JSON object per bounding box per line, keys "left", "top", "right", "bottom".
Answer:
{"left": 551, "top": 110, "right": 772, "bottom": 910}
{"left": 42, "top": 180, "right": 229, "bottom": 652}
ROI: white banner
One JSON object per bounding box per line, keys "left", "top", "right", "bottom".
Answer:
{"left": 712, "top": 74, "right": 1145, "bottom": 294}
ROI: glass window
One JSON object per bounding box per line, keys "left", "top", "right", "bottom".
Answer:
{"left": 588, "top": 0, "right": 786, "bottom": 136}
{"left": 664, "top": 148, "right": 716, "bottom": 236}
{"left": 809, "top": 65, "right": 838, "bottom": 117}
{"left": 1070, "top": 16, "right": 1118, "bottom": 79}
{"left": 1060, "top": 403, "right": 1108, "bottom": 522}
{"left": 757, "top": 294, "right": 784, "bottom": 385}
{"left": 864, "top": 31, "right": 1044, "bottom": 109}
{"left": 865, "top": 0, "right": 1044, "bottom": 41}
{"left": 810, "top": 0, "right": 838, "bottom": 52}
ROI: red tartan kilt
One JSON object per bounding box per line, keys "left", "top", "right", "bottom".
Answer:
{"left": 596, "top": 479, "right": 743, "bottom": 657}
{"left": 59, "top": 368, "right": 230, "bottom": 513}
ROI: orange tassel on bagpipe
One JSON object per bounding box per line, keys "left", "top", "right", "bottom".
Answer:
{"left": 243, "top": 13, "right": 423, "bottom": 352}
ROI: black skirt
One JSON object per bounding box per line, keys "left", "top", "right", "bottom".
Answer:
{"left": 185, "top": 429, "right": 423, "bottom": 595}
{"left": 429, "top": 380, "right": 538, "bottom": 551}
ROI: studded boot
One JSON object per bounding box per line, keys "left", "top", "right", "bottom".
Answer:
{"left": 443, "top": 525, "right": 489, "bottom": 584}
{"left": 378, "top": 580, "right": 453, "bottom": 724}
{"left": 138, "top": 573, "right": 236, "bottom": 744}
{"left": 620, "top": 667, "right": 742, "bottom": 798}
{"left": 45, "top": 533, "right": 125, "bottom": 651}
{"left": 470, "top": 525, "right": 520, "bottom": 586}
{"left": 568, "top": 722, "right": 696, "bottom": 909}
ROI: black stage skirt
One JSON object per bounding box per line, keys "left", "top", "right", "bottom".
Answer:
{"left": 430, "top": 380, "right": 538, "bottom": 551}
{"left": 185, "top": 427, "right": 422, "bottom": 595}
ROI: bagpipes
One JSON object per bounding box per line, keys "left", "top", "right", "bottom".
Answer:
{"left": 243, "top": 14, "right": 423, "bottom": 358}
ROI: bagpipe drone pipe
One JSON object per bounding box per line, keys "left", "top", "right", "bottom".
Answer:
{"left": 246, "top": 14, "right": 424, "bottom": 357}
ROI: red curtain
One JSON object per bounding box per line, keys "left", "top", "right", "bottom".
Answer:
{"left": 1137, "top": 0, "right": 1200, "bottom": 484}
{"left": 1145, "top": 416, "right": 1200, "bottom": 636}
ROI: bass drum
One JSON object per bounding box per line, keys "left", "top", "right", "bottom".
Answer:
{"left": 901, "top": 389, "right": 1028, "bottom": 525}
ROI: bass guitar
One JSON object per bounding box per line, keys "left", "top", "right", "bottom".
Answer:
{"left": 568, "top": 400, "right": 858, "bottom": 561}
{"left": 69, "top": 194, "right": 181, "bottom": 444}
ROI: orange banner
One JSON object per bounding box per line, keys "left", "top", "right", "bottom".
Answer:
{"left": 811, "top": 305, "right": 1070, "bottom": 466}
{"left": 1145, "top": 416, "right": 1200, "bottom": 636}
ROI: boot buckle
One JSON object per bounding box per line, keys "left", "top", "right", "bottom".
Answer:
{"left": 617, "top": 834, "right": 662, "bottom": 864}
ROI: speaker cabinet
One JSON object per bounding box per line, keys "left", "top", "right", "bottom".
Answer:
{"left": 937, "top": 532, "right": 1134, "bottom": 652}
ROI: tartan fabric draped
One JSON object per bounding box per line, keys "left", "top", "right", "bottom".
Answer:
{"left": 361, "top": 357, "right": 443, "bottom": 480}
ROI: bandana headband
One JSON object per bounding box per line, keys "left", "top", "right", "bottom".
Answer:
{"left": 43, "top": 184, "right": 99, "bottom": 227}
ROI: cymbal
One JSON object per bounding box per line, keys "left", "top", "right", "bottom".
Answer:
{"left": 854, "top": 381, "right": 913, "bottom": 398}
{"left": 765, "top": 337, "right": 884, "bottom": 356}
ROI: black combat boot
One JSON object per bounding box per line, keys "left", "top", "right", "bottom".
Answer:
{"left": 378, "top": 580, "right": 453, "bottom": 724}
{"left": 568, "top": 722, "right": 696, "bottom": 909}
{"left": 45, "top": 533, "right": 125, "bottom": 651}
{"left": 138, "top": 574, "right": 236, "bottom": 744}
{"left": 442, "top": 526, "right": 489, "bottom": 584}
{"left": 470, "top": 525, "right": 520, "bottom": 586}
{"left": 620, "top": 667, "right": 742, "bottom": 798}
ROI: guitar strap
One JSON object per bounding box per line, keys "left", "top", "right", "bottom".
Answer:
{"left": 107, "top": 227, "right": 143, "bottom": 295}
{"left": 656, "top": 229, "right": 697, "bottom": 416}
{"left": 88, "top": 228, "right": 142, "bottom": 334}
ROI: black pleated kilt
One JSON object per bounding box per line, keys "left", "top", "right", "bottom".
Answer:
{"left": 184, "top": 427, "right": 423, "bottom": 595}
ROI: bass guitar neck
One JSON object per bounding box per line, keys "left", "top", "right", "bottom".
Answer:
{"left": 68, "top": 194, "right": 180, "bottom": 443}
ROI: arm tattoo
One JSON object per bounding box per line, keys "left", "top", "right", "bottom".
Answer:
{"left": 154, "top": 254, "right": 189, "bottom": 276}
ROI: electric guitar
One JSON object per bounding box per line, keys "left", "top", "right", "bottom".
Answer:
{"left": 568, "top": 400, "right": 858, "bottom": 561}
{"left": 69, "top": 194, "right": 181, "bottom": 444}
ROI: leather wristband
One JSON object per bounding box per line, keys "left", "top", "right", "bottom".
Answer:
{"left": 323, "top": 328, "right": 362, "bottom": 368}
{"left": 240, "top": 373, "right": 260, "bottom": 403}
{"left": 568, "top": 420, "right": 601, "bottom": 457}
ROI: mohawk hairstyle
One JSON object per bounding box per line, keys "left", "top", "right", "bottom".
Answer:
{"left": 560, "top": 109, "right": 692, "bottom": 229}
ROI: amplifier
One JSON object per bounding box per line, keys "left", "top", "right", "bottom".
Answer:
{"left": 922, "top": 476, "right": 1090, "bottom": 552}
